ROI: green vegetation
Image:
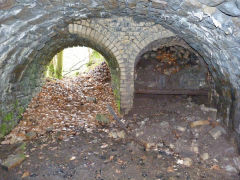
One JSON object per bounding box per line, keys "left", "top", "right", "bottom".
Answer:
{"left": 47, "top": 51, "right": 63, "bottom": 79}
{"left": 0, "top": 100, "right": 25, "bottom": 139}
{"left": 111, "top": 71, "right": 121, "bottom": 112}
{"left": 55, "top": 51, "right": 63, "bottom": 79}
{"left": 86, "top": 50, "right": 105, "bottom": 71}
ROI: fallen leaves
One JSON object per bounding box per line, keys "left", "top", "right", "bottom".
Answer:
{"left": 1, "top": 62, "right": 118, "bottom": 145}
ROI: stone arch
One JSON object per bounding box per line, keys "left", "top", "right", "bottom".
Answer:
{"left": 132, "top": 31, "right": 238, "bottom": 135}
{"left": 0, "top": 18, "right": 128, "bottom": 137}
{"left": 133, "top": 36, "right": 211, "bottom": 95}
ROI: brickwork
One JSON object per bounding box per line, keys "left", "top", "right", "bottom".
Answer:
{"left": 68, "top": 17, "right": 175, "bottom": 113}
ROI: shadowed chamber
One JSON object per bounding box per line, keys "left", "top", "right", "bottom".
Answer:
{"left": 135, "top": 41, "right": 218, "bottom": 107}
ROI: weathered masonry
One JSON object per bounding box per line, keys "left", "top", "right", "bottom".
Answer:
{"left": 0, "top": 0, "right": 240, "bottom": 150}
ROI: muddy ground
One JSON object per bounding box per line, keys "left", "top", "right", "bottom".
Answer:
{"left": 0, "top": 62, "right": 240, "bottom": 180}
{"left": 1, "top": 94, "right": 240, "bottom": 180}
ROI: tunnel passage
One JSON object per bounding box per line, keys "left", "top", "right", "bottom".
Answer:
{"left": 134, "top": 38, "right": 215, "bottom": 103}
{"left": 0, "top": 0, "right": 240, "bottom": 150}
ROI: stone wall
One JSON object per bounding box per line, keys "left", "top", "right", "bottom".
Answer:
{"left": 0, "top": 0, "right": 240, "bottom": 150}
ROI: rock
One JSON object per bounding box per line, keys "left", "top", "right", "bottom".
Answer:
{"left": 2, "top": 153, "right": 26, "bottom": 170}
{"left": 160, "top": 121, "right": 169, "bottom": 128}
{"left": 170, "top": 144, "right": 175, "bottom": 149}
{"left": 191, "top": 145, "right": 199, "bottom": 154}
{"left": 200, "top": 105, "right": 217, "bottom": 120}
{"left": 198, "top": 0, "right": 225, "bottom": 7}
{"left": 190, "top": 120, "right": 210, "bottom": 128}
{"left": 176, "top": 126, "right": 186, "bottom": 132}
{"left": 200, "top": 104, "right": 217, "bottom": 112}
{"left": 109, "top": 130, "right": 125, "bottom": 139}
{"left": 177, "top": 159, "right": 183, "bottom": 165}
{"left": 203, "top": 6, "right": 217, "bottom": 16}
{"left": 217, "top": 1, "right": 240, "bottom": 17}
{"left": 201, "top": 153, "right": 209, "bottom": 161}
{"left": 224, "top": 165, "right": 238, "bottom": 173}
{"left": 109, "top": 131, "right": 118, "bottom": 139}
{"left": 117, "top": 130, "right": 125, "bottom": 139}
{"left": 183, "top": 158, "right": 193, "bottom": 167}
{"left": 237, "top": 0, "right": 240, "bottom": 9}
{"left": 96, "top": 114, "right": 109, "bottom": 125}
{"left": 233, "top": 156, "right": 240, "bottom": 170}
{"left": 209, "top": 126, "right": 226, "bottom": 140}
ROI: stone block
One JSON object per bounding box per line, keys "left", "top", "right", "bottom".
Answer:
{"left": 217, "top": 1, "right": 240, "bottom": 17}
{"left": 198, "top": 0, "right": 225, "bottom": 7}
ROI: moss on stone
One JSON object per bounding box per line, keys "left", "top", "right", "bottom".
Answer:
{"left": 0, "top": 100, "right": 25, "bottom": 139}
{"left": 110, "top": 69, "right": 121, "bottom": 113}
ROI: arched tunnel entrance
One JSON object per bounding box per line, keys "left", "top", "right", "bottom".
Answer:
{"left": 1, "top": 1, "right": 240, "bottom": 178}
{"left": 134, "top": 37, "right": 214, "bottom": 99}
{"left": 2, "top": 46, "right": 120, "bottom": 142}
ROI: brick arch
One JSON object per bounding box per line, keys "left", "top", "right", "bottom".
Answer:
{"left": 68, "top": 20, "right": 131, "bottom": 113}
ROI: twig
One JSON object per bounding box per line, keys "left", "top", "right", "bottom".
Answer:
{"left": 107, "top": 105, "right": 148, "bottom": 149}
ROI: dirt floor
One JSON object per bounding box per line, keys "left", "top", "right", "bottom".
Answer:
{"left": 1, "top": 64, "right": 240, "bottom": 180}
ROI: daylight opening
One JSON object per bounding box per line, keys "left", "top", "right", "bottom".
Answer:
{"left": 46, "top": 46, "right": 106, "bottom": 78}
{"left": 1, "top": 46, "right": 119, "bottom": 144}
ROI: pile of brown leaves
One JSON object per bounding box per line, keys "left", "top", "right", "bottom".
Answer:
{"left": 88, "top": 62, "right": 111, "bottom": 82}
{"left": 2, "top": 63, "right": 118, "bottom": 144}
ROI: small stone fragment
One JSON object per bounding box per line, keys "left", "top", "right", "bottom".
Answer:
{"left": 3, "top": 153, "right": 26, "bottom": 170}
{"left": 200, "top": 104, "right": 217, "bottom": 112}
{"left": 160, "top": 121, "right": 169, "bottom": 128}
{"left": 190, "top": 120, "right": 210, "bottom": 128}
{"left": 170, "top": 144, "right": 175, "bottom": 149}
{"left": 233, "top": 156, "right": 240, "bottom": 171}
{"left": 109, "top": 131, "right": 118, "bottom": 139}
{"left": 101, "top": 143, "right": 108, "bottom": 149}
{"left": 224, "top": 165, "right": 238, "bottom": 173}
{"left": 191, "top": 145, "right": 199, "bottom": 154}
{"left": 183, "top": 158, "right": 192, "bottom": 167}
{"left": 177, "top": 159, "right": 183, "bottom": 165}
{"left": 201, "top": 153, "right": 209, "bottom": 161}
{"left": 209, "top": 126, "right": 226, "bottom": 140}
{"left": 70, "top": 156, "right": 76, "bottom": 161}
{"left": 176, "top": 126, "right": 186, "bottom": 132}
{"left": 116, "top": 131, "right": 125, "bottom": 139}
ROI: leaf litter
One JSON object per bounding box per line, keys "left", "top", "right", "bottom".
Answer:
{"left": 2, "top": 62, "right": 119, "bottom": 145}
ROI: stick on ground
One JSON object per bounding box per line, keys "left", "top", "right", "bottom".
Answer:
{"left": 107, "top": 104, "right": 148, "bottom": 149}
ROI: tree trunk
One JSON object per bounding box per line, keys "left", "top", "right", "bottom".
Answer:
{"left": 55, "top": 51, "right": 63, "bottom": 79}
